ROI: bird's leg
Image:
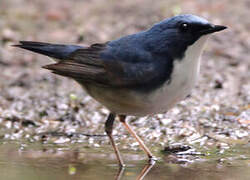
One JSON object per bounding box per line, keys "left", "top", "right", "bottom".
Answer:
{"left": 105, "top": 113, "right": 125, "bottom": 167}
{"left": 119, "top": 115, "right": 156, "bottom": 163}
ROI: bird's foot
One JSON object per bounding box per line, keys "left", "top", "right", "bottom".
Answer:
{"left": 148, "top": 156, "right": 158, "bottom": 165}
{"left": 118, "top": 163, "right": 126, "bottom": 168}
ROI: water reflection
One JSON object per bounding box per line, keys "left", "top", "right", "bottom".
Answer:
{"left": 136, "top": 162, "right": 155, "bottom": 180}
{"left": 114, "top": 161, "right": 155, "bottom": 180}
{"left": 0, "top": 143, "right": 249, "bottom": 180}
{"left": 115, "top": 167, "right": 125, "bottom": 180}
{"left": 115, "top": 162, "right": 155, "bottom": 180}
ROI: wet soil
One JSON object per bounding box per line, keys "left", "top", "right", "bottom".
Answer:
{"left": 0, "top": 0, "right": 249, "bottom": 179}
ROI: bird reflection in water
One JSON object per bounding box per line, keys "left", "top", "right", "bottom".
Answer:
{"left": 115, "top": 161, "right": 155, "bottom": 180}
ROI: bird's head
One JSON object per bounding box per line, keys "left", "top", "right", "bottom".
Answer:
{"left": 146, "top": 14, "right": 227, "bottom": 59}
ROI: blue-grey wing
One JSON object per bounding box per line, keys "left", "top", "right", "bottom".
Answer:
{"left": 44, "top": 42, "right": 170, "bottom": 90}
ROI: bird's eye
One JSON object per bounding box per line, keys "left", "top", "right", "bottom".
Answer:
{"left": 180, "top": 23, "right": 189, "bottom": 31}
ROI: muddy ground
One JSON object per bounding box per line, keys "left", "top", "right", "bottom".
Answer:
{"left": 0, "top": 0, "right": 249, "bottom": 161}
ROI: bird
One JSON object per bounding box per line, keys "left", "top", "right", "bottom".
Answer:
{"left": 13, "top": 14, "right": 226, "bottom": 167}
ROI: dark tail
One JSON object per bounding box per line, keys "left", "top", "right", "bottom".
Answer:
{"left": 13, "top": 41, "right": 83, "bottom": 60}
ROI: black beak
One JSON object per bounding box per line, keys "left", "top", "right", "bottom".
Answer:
{"left": 200, "top": 24, "right": 227, "bottom": 35}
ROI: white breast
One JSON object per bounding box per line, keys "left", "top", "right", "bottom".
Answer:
{"left": 146, "top": 35, "right": 210, "bottom": 114}
{"left": 86, "top": 35, "right": 209, "bottom": 116}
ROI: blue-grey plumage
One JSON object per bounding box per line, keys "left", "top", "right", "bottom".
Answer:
{"left": 14, "top": 14, "right": 226, "bottom": 166}
{"left": 14, "top": 14, "right": 226, "bottom": 115}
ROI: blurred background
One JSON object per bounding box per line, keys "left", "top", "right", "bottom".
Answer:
{"left": 0, "top": 0, "right": 249, "bottom": 180}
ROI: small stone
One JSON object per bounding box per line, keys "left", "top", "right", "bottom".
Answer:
{"left": 235, "top": 130, "right": 248, "bottom": 138}
{"left": 2, "top": 28, "right": 18, "bottom": 42}
{"left": 46, "top": 9, "right": 65, "bottom": 21}
{"left": 54, "top": 137, "right": 70, "bottom": 144}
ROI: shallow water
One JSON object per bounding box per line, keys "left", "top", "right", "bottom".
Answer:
{"left": 0, "top": 141, "right": 249, "bottom": 180}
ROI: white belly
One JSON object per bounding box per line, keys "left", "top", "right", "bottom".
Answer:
{"left": 86, "top": 36, "right": 209, "bottom": 116}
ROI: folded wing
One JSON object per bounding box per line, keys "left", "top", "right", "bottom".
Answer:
{"left": 44, "top": 43, "right": 167, "bottom": 90}
{"left": 15, "top": 41, "right": 169, "bottom": 90}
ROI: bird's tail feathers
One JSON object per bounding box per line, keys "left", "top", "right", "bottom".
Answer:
{"left": 13, "top": 41, "right": 83, "bottom": 60}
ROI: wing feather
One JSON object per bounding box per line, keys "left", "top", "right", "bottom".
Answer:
{"left": 43, "top": 42, "right": 167, "bottom": 89}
